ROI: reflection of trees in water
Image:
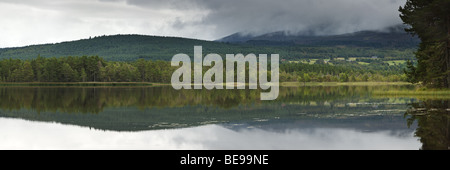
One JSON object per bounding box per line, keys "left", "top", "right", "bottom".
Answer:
{"left": 0, "top": 85, "right": 409, "bottom": 113}
{"left": 0, "top": 86, "right": 414, "bottom": 131}
{"left": 0, "top": 87, "right": 262, "bottom": 113}
{"left": 405, "top": 100, "right": 450, "bottom": 150}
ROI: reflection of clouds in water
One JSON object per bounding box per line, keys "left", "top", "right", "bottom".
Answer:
{"left": 0, "top": 118, "right": 420, "bottom": 150}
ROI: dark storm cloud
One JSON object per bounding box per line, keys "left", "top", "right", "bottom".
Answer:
{"left": 0, "top": 0, "right": 406, "bottom": 47}
{"left": 125, "top": 0, "right": 406, "bottom": 38}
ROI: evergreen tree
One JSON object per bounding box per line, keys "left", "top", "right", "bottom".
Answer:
{"left": 61, "top": 63, "right": 76, "bottom": 82}
{"left": 81, "top": 68, "right": 87, "bottom": 82}
{"left": 339, "top": 73, "right": 349, "bottom": 82}
{"left": 404, "top": 60, "right": 418, "bottom": 83}
{"left": 399, "top": 0, "right": 450, "bottom": 88}
{"left": 22, "top": 61, "right": 34, "bottom": 82}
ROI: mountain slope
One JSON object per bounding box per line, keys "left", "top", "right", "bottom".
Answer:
{"left": 0, "top": 30, "right": 418, "bottom": 61}
{"left": 0, "top": 35, "right": 241, "bottom": 61}
{"left": 218, "top": 25, "right": 420, "bottom": 48}
{"left": 216, "top": 32, "right": 256, "bottom": 43}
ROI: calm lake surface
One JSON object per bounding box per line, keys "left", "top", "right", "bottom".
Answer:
{"left": 0, "top": 85, "right": 448, "bottom": 150}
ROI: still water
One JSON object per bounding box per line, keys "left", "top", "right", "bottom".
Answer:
{"left": 0, "top": 85, "right": 447, "bottom": 150}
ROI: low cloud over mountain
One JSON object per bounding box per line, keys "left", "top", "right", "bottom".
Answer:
{"left": 0, "top": 0, "right": 406, "bottom": 47}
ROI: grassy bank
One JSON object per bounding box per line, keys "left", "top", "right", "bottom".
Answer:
{"left": 373, "top": 88, "right": 450, "bottom": 99}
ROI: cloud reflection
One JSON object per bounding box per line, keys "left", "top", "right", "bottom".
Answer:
{"left": 0, "top": 118, "right": 420, "bottom": 150}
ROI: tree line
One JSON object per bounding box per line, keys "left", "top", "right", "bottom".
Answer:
{"left": 0, "top": 55, "right": 408, "bottom": 83}
{"left": 279, "top": 61, "right": 407, "bottom": 82}
{"left": 0, "top": 56, "right": 175, "bottom": 83}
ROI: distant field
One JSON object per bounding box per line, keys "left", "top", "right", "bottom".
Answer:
{"left": 357, "top": 62, "right": 370, "bottom": 65}
{"left": 384, "top": 60, "right": 407, "bottom": 66}
{"left": 290, "top": 58, "right": 408, "bottom": 66}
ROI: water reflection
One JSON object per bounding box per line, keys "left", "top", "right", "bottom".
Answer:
{"left": 0, "top": 85, "right": 446, "bottom": 149}
{"left": 0, "top": 118, "right": 419, "bottom": 150}
{"left": 405, "top": 100, "right": 450, "bottom": 150}
{"left": 0, "top": 86, "right": 413, "bottom": 131}
{"left": 0, "top": 85, "right": 413, "bottom": 113}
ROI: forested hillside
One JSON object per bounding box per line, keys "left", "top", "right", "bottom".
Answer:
{"left": 0, "top": 27, "right": 421, "bottom": 83}
{"left": 0, "top": 34, "right": 417, "bottom": 61}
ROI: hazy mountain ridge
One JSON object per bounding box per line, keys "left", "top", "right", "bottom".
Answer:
{"left": 217, "top": 25, "right": 420, "bottom": 48}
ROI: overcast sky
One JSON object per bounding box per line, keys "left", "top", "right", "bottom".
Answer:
{"left": 0, "top": 0, "right": 406, "bottom": 48}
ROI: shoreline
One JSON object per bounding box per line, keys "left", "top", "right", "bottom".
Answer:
{"left": 0, "top": 82, "right": 155, "bottom": 87}
{"left": 280, "top": 82, "right": 412, "bottom": 86}
{"left": 0, "top": 81, "right": 412, "bottom": 87}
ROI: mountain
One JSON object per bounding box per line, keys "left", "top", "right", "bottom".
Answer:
{"left": 0, "top": 26, "right": 418, "bottom": 61}
{"left": 0, "top": 35, "right": 242, "bottom": 61}
{"left": 215, "top": 32, "right": 256, "bottom": 43}
{"left": 217, "top": 25, "right": 420, "bottom": 48}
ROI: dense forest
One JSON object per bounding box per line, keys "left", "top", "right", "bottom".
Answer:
{"left": 0, "top": 55, "right": 408, "bottom": 83}
{"left": 0, "top": 56, "right": 176, "bottom": 83}
{"left": 280, "top": 60, "right": 407, "bottom": 82}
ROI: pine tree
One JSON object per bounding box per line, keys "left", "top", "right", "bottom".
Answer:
{"left": 22, "top": 61, "right": 34, "bottom": 82}
{"left": 81, "top": 68, "right": 87, "bottom": 82}
{"left": 404, "top": 60, "right": 418, "bottom": 83}
{"left": 399, "top": 0, "right": 450, "bottom": 88}
{"left": 61, "top": 63, "right": 76, "bottom": 82}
